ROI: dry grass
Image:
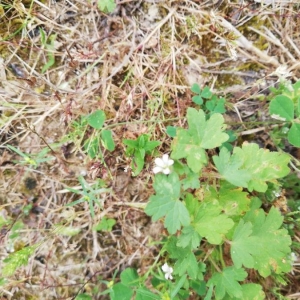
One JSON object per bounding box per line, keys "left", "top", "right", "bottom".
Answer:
{"left": 1, "top": 0, "right": 300, "bottom": 299}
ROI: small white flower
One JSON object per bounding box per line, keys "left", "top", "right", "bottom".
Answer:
{"left": 153, "top": 154, "right": 174, "bottom": 174}
{"left": 153, "top": 154, "right": 174, "bottom": 175}
{"left": 162, "top": 263, "right": 173, "bottom": 280}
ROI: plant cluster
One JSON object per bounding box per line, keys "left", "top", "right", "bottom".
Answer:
{"left": 107, "top": 84, "right": 297, "bottom": 300}
{"left": 2, "top": 82, "right": 300, "bottom": 299}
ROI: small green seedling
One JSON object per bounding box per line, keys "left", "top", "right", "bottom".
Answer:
{"left": 2, "top": 244, "right": 39, "bottom": 277}
{"left": 93, "top": 217, "right": 116, "bottom": 232}
{"left": 110, "top": 268, "right": 160, "bottom": 300}
{"left": 123, "top": 134, "right": 160, "bottom": 176}
{"left": 84, "top": 110, "right": 115, "bottom": 158}
{"left": 40, "top": 28, "right": 56, "bottom": 73}
{"left": 191, "top": 84, "right": 226, "bottom": 116}
{"left": 66, "top": 176, "right": 111, "bottom": 218}
{"left": 98, "top": 0, "right": 116, "bottom": 13}
{"left": 269, "top": 92, "right": 300, "bottom": 147}
{"left": 7, "top": 145, "right": 55, "bottom": 168}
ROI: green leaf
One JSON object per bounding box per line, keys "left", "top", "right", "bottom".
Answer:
{"left": 121, "top": 268, "right": 139, "bottom": 287}
{"left": 213, "top": 147, "right": 251, "bottom": 188}
{"left": 172, "top": 108, "right": 228, "bottom": 173}
{"left": 138, "top": 134, "right": 146, "bottom": 148}
{"left": 123, "top": 134, "right": 160, "bottom": 176}
{"left": 191, "top": 85, "right": 213, "bottom": 105}
{"left": 191, "top": 83, "right": 201, "bottom": 94}
{"left": 39, "top": 27, "right": 46, "bottom": 45}
{"left": 41, "top": 34, "right": 56, "bottom": 73}
{"left": 144, "top": 140, "right": 161, "bottom": 153}
{"left": 185, "top": 193, "right": 234, "bottom": 244}
{"left": 84, "top": 136, "right": 100, "bottom": 158}
{"left": 125, "top": 134, "right": 160, "bottom": 153}
{"left": 7, "top": 145, "right": 29, "bottom": 158}
{"left": 185, "top": 193, "right": 200, "bottom": 215}
{"left": 269, "top": 95, "right": 294, "bottom": 121}
{"left": 110, "top": 283, "right": 133, "bottom": 300}
{"left": 207, "top": 266, "right": 247, "bottom": 299}
{"left": 214, "top": 143, "right": 291, "bottom": 192}
{"left": 223, "top": 283, "right": 265, "bottom": 300}
{"left": 87, "top": 110, "right": 106, "bottom": 129}
{"left": 230, "top": 220, "right": 254, "bottom": 269}
{"left": 166, "top": 126, "right": 177, "bottom": 137}
{"left": 192, "top": 95, "right": 204, "bottom": 105}
{"left": 218, "top": 183, "right": 250, "bottom": 216}
{"left": 0, "top": 278, "right": 7, "bottom": 286}
{"left": 98, "top": 0, "right": 116, "bottom": 13}
{"left": 101, "top": 130, "right": 115, "bottom": 151}
{"left": 165, "top": 236, "right": 188, "bottom": 258}
{"left": 174, "top": 251, "right": 198, "bottom": 280}
{"left": 181, "top": 169, "right": 200, "bottom": 190}
{"left": 201, "top": 86, "right": 213, "bottom": 99}
{"left": 177, "top": 225, "right": 201, "bottom": 249}
{"left": 222, "top": 130, "right": 237, "bottom": 151}
{"left": 240, "top": 284, "right": 265, "bottom": 300}
{"left": 93, "top": 217, "right": 116, "bottom": 232}
{"left": 206, "top": 95, "right": 226, "bottom": 114}
{"left": 231, "top": 207, "right": 292, "bottom": 277}
{"left": 2, "top": 245, "right": 37, "bottom": 276}
{"left": 288, "top": 122, "right": 300, "bottom": 147}
{"left": 193, "top": 202, "right": 234, "bottom": 245}
{"left": 169, "top": 238, "right": 200, "bottom": 278}
{"left": 145, "top": 173, "right": 190, "bottom": 234}
{"left": 136, "top": 287, "right": 160, "bottom": 300}
{"left": 75, "top": 294, "right": 92, "bottom": 300}
{"left": 233, "top": 143, "right": 290, "bottom": 192}
{"left": 205, "top": 285, "right": 214, "bottom": 300}
{"left": 170, "top": 275, "right": 187, "bottom": 298}
{"left": 123, "top": 138, "right": 138, "bottom": 150}
{"left": 190, "top": 280, "right": 206, "bottom": 296}
{"left": 132, "top": 149, "right": 145, "bottom": 176}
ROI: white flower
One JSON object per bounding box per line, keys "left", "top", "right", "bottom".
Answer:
{"left": 153, "top": 154, "right": 174, "bottom": 175}
{"left": 162, "top": 263, "right": 173, "bottom": 280}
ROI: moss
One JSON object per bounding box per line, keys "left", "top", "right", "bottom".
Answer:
{"left": 215, "top": 74, "right": 244, "bottom": 89}
{"left": 237, "top": 62, "right": 264, "bottom": 72}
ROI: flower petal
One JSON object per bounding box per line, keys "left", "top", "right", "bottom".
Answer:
{"left": 153, "top": 166, "right": 162, "bottom": 174}
{"left": 162, "top": 263, "right": 169, "bottom": 272}
{"left": 163, "top": 168, "right": 171, "bottom": 175}
{"left": 154, "top": 157, "right": 165, "bottom": 168}
{"left": 162, "top": 154, "right": 170, "bottom": 164}
{"left": 167, "top": 159, "right": 174, "bottom": 166}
